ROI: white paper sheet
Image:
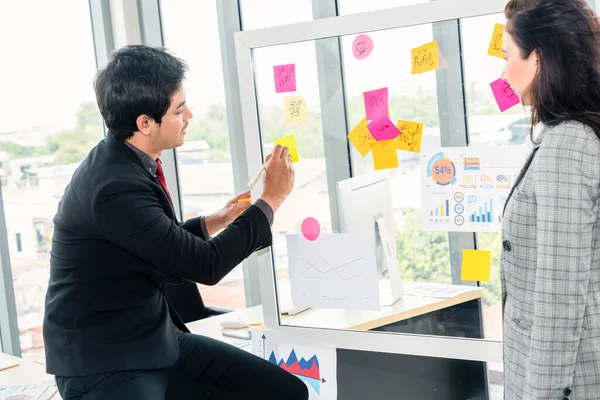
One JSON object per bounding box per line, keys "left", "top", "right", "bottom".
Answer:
{"left": 0, "top": 380, "right": 57, "bottom": 400}
{"left": 286, "top": 233, "right": 380, "bottom": 310}
{"left": 404, "top": 281, "right": 480, "bottom": 299}
{"left": 420, "top": 146, "right": 528, "bottom": 232}
{"left": 252, "top": 328, "right": 337, "bottom": 400}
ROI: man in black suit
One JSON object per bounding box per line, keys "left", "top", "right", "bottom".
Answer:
{"left": 43, "top": 45, "right": 308, "bottom": 400}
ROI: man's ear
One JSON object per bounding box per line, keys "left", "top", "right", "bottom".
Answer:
{"left": 136, "top": 114, "right": 154, "bottom": 136}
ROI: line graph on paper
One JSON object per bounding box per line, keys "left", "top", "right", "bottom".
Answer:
{"left": 299, "top": 255, "right": 366, "bottom": 281}
{"left": 286, "top": 234, "right": 380, "bottom": 310}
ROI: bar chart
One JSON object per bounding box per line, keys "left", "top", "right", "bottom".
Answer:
{"left": 469, "top": 198, "right": 493, "bottom": 223}
{"left": 429, "top": 199, "right": 450, "bottom": 217}
{"left": 421, "top": 146, "right": 528, "bottom": 232}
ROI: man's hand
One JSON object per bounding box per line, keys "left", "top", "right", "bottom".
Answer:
{"left": 205, "top": 190, "right": 252, "bottom": 236}
{"left": 259, "top": 144, "right": 295, "bottom": 213}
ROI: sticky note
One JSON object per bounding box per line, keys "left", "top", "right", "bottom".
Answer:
{"left": 284, "top": 96, "right": 308, "bottom": 124}
{"left": 461, "top": 250, "right": 491, "bottom": 282}
{"left": 352, "top": 34, "right": 374, "bottom": 59}
{"left": 274, "top": 64, "right": 296, "bottom": 93}
{"left": 368, "top": 117, "right": 401, "bottom": 141}
{"left": 370, "top": 140, "right": 398, "bottom": 170}
{"left": 487, "top": 23, "right": 505, "bottom": 59}
{"left": 301, "top": 217, "right": 320, "bottom": 241}
{"left": 274, "top": 134, "right": 300, "bottom": 162}
{"left": 347, "top": 118, "right": 375, "bottom": 157}
{"left": 490, "top": 78, "right": 520, "bottom": 112}
{"left": 363, "top": 87, "right": 389, "bottom": 120}
{"left": 411, "top": 40, "right": 439, "bottom": 74}
{"left": 237, "top": 198, "right": 252, "bottom": 214}
{"left": 396, "top": 120, "right": 424, "bottom": 153}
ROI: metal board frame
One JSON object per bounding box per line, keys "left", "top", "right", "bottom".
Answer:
{"left": 234, "top": 0, "right": 506, "bottom": 363}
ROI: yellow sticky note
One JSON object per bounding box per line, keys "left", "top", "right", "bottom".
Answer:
{"left": 237, "top": 198, "right": 252, "bottom": 214}
{"left": 347, "top": 118, "right": 375, "bottom": 157}
{"left": 284, "top": 96, "right": 308, "bottom": 124}
{"left": 370, "top": 140, "right": 398, "bottom": 170}
{"left": 274, "top": 134, "right": 300, "bottom": 163}
{"left": 396, "top": 120, "right": 424, "bottom": 154}
{"left": 461, "top": 250, "right": 491, "bottom": 282}
{"left": 487, "top": 23, "right": 505, "bottom": 59}
{"left": 411, "top": 40, "right": 439, "bottom": 74}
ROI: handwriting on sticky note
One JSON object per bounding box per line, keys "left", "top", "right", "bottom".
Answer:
{"left": 411, "top": 41, "right": 439, "bottom": 74}
{"left": 284, "top": 96, "right": 307, "bottom": 124}
{"left": 487, "top": 23, "right": 505, "bottom": 59}
{"left": 370, "top": 140, "right": 398, "bottom": 170}
{"left": 274, "top": 64, "right": 296, "bottom": 93}
{"left": 274, "top": 134, "right": 300, "bottom": 163}
{"left": 396, "top": 120, "right": 424, "bottom": 153}
{"left": 352, "top": 34, "right": 374, "bottom": 59}
{"left": 347, "top": 119, "right": 375, "bottom": 157}
{"left": 490, "top": 78, "right": 520, "bottom": 112}
{"left": 461, "top": 250, "right": 491, "bottom": 282}
{"left": 368, "top": 117, "right": 401, "bottom": 141}
{"left": 363, "top": 87, "right": 388, "bottom": 121}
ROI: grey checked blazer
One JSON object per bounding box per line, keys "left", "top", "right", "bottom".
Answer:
{"left": 502, "top": 121, "right": 600, "bottom": 399}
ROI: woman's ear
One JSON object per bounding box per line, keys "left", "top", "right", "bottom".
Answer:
{"left": 533, "top": 50, "right": 541, "bottom": 74}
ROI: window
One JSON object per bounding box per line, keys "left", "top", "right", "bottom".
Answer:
{"left": 0, "top": 0, "right": 100, "bottom": 361}
{"left": 461, "top": 10, "right": 513, "bottom": 396}
{"left": 341, "top": 21, "right": 448, "bottom": 289}
{"left": 240, "top": 0, "right": 313, "bottom": 30}
{"left": 160, "top": 0, "right": 245, "bottom": 310}
{"left": 15, "top": 234, "right": 22, "bottom": 253}
{"left": 251, "top": 41, "right": 331, "bottom": 311}
{"left": 461, "top": 12, "right": 517, "bottom": 345}
{"left": 338, "top": 0, "right": 429, "bottom": 15}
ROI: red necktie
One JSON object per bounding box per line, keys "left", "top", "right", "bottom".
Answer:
{"left": 155, "top": 159, "right": 173, "bottom": 207}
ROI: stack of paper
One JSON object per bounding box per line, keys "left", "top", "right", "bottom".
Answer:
{"left": 0, "top": 380, "right": 57, "bottom": 400}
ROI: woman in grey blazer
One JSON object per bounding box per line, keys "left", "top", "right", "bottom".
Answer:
{"left": 501, "top": 0, "right": 600, "bottom": 398}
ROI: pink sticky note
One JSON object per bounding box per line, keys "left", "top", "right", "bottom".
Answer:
{"left": 490, "top": 79, "right": 520, "bottom": 112}
{"left": 274, "top": 64, "right": 296, "bottom": 93}
{"left": 301, "top": 217, "right": 320, "bottom": 241}
{"left": 368, "top": 117, "right": 401, "bottom": 141}
{"left": 352, "top": 34, "right": 374, "bottom": 60}
{"left": 363, "top": 87, "right": 388, "bottom": 120}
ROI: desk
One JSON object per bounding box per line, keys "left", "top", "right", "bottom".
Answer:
{"left": 0, "top": 353, "right": 60, "bottom": 399}
{"left": 282, "top": 282, "right": 482, "bottom": 331}
{"left": 187, "top": 305, "right": 263, "bottom": 345}
{"left": 187, "top": 282, "right": 483, "bottom": 350}
{"left": 187, "top": 282, "right": 488, "bottom": 400}
{"left": 188, "top": 282, "right": 483, "bottom": 336}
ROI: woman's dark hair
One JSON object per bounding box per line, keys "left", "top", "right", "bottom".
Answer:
{"left": 93, "top": 45, "right": 188, "bottom": 140}
{"left": 505, "top": 0, "right": 600, "bottom": 141}
{"left": 504, "top": 0, "right": 535, "bottom": 19}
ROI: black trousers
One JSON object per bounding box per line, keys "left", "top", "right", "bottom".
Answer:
{"left": 56, "top": 331, "right": 309, "bottom": 400}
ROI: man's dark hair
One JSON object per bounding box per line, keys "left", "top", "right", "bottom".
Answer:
{"left": 93, "top": 45, "right": 188, "bottom": 140}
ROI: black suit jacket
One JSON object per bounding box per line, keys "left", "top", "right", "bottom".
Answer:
{"left": 43, "top": 133, "right": 272, "bottom": 377}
